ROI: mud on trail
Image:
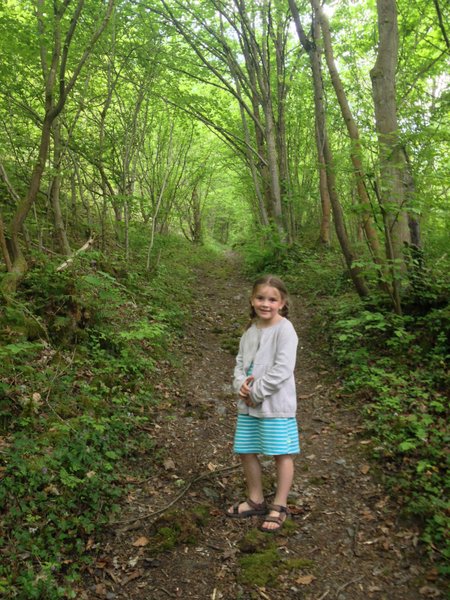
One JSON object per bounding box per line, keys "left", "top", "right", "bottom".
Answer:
{"left": 80, "top": 256, "right": 444, "bottom": 600}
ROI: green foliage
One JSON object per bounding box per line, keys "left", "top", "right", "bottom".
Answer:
{"left": 324, "top": 295, "right": 449, "bottom": 566}
{"left": 0, "top": 415, "right": 135, "bottom": 597}
{"left": 0, "top": 235, "right": 205, "bottom": 597}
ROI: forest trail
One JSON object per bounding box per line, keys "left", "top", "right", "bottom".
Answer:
{"left": 80, "top": 254, "right": 442, "bottom": 600}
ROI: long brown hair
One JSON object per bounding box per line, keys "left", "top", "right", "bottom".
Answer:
{"left": 246, "top": 274, "right": 290, "bottom": 328}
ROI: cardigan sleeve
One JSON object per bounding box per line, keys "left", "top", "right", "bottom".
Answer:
{"left": 232, "top": 335, "right": 247, "bottom": 394}
{"left": 249, "top": 323, "right": 298, "bottom": 405}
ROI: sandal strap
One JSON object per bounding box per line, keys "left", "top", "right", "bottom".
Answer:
{"left": 268, "top": 503, "right": 289, "bottom": 515}
{"left": 247, "top": 498, "right": 266, "bottom": 510}
{"left": 263, "top": 515, "right": 283, "bottom": 525}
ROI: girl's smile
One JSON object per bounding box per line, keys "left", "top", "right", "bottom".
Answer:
{"left": 251, "top": 285, "right": 285, "bottom": 327}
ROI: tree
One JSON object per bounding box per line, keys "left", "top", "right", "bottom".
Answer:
{"left": 1, "top": 0, "right": 115, "bottom": 295}
{"left": 370, "top": 0, "right": 411, "bottom": 313}
{"left": 289, "top": 0, "right": 370, "bottom": 298}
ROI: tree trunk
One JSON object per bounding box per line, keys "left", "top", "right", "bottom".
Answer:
{"left": 289, "top": 0, "right": 369, "bottom": 298}
{"left": 49, "top": 119, "right": 71, "bottom": 256}
{"left": 370, "top": 0, "right": 411, "bottom": 312}
{"left": 0, "top": 212, "right": 12, "bottom": 272}
{"left": 315, "top": 123, "right": 331, "bottom": 246}
{"left": 314, "top": 0, "right": 382, "bottom": 260}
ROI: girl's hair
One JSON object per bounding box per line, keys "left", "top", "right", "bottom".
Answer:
{"left": 247, "top": 274, "right": 290, "bottom": 328}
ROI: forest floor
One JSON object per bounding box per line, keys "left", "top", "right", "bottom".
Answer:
{"left": 79, "top": 253, "right": 445, "bottom": 600}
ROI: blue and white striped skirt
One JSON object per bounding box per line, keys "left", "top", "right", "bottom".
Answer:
{"left": 233, "top": 414, "right": 300, "bottom": 456}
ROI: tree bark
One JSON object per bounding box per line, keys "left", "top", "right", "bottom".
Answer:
{"left": 370, "top": 0, "right": 411, "bottom": 313}
{"left": 49, "top": 118, "right": 72, "bottom": 256}
{"left": 0, "top": 212, "right": 12, "bottom": 272}
{"left": 315, "top": 123, "right": 331, "bottom": 246}
{"left": 314, "top": 0, "right": 382, "bottom": 261}
{"left": 289, "top": 0, "right": 369, "bottom": 298}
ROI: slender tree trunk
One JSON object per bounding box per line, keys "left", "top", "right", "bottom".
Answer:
{"left": 289, "top": 0, "right": 369, "bottom": 298}
{"left": 315, "top": 123, "right": 331, "bottom": 246}
{"left": 49, "top": 119, "right": 71, "bottom": 256}
{"left": 370, "top": 0, "right": 411, "bottom": 313}
{"left": 314, "top": 0, "right": 382, "bottom": 260}
{"left": 225, "top": 46, "right": 269, "bottom": 227}
{"left": 0, "top": 212, "right": 12, "bottom": 272}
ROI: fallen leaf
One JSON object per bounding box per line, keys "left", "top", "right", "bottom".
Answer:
{"left": 122, "top": 569, "right": 144, "bottom": 586}
{"left": 95, "top": 583, "right": 107, "bottom": 596}
{"left": 85, "top": 537, "right": 95, "bottom": 550}
{"left": 419, "top": 586, "right": 442, "bottom": 597}
{"left": 95, "top": 559, "right": 107, "bottom": 568}
{"left": 360, "top": 464, "right": 370, "bottom": 474}
{"left": 163, "top": 458, "right": 176, "bottom": 470}
{"left": 296, "top": 574, "right": 316, "bottom": 585}
{"left": 132, "top": 536, "right": 150, "bottom": 547}
{"left": 425, "top": 568, "right": 439, "bottom": 582}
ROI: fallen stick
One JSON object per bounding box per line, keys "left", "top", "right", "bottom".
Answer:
{"left": 335, "top": 576, "right": 364, "bottom": 597}
{"left": 56, "top": 236, "right": 95, "bottom": 271}
{"left": 115, "top": 463, "right": 240, "bottom": 528}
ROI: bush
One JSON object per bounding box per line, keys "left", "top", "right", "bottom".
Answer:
{"left": 0, "top": 234, "right": 206, "bottom": 597}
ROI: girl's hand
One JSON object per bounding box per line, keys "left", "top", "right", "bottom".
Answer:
{"left": 239, "top": 376, "right": 256, "bottom": 407}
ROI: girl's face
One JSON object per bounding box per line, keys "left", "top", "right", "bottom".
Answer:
{"left": 251, "top": 284, "right": 285, "bottom": 327}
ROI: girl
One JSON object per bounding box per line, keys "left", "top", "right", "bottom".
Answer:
{"left": 226, "top": 275, "right": 299, "bottom": 532}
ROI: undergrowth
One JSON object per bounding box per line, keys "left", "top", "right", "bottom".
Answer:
{"left": 0, "top": 234, "right": 216, "bottom": 598}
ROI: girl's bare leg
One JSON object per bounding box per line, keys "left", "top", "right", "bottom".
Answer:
{"left": 261, "top": 454, "right": 294, "bottom": 530}
{"left": 227, "top": 453, "right": 264, "bottom": 514}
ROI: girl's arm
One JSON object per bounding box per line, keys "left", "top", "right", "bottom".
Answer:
{"left": 249, "top": 327, "right": 298, "bottom": 404}
{"left": 232, "top": 337, "right": 248, "bottom": 394}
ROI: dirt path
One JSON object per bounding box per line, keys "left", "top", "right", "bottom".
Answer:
{"left": 80, "top": 255, "right": 443, "bottom": 600}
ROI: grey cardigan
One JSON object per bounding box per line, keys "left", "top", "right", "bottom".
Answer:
{"left": 233, "top": 318, "right": 298, "bottom": 418}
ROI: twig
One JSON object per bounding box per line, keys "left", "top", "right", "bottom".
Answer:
{"left": 316, "top": 591, "right": 330, "bottom": 600}
{"left": 56, "top": 236, "right": 95, "bottom": 271}
{"left": 335, "top": 576, "right": 364, "bottom": 597}
{"left": 160, "top": 588, "right": 176, "bottom": 598}
{"left": 115, "top": 463, "right": 240, "bottom": 526}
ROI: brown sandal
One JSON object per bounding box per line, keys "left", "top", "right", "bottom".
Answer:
{"left": 226, "top": 498, "right": 267, "bottom": 519}
{"left": 259, "top": 504, "right": 290, "bottom": 532}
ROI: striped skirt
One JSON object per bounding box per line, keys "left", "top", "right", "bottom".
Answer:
{"left": 233, "top": 414, "right": 300, "bottom": 456}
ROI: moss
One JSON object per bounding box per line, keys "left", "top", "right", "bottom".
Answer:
{"left": 149, "top": 506, "right": 210, "bottom": 555}
{"left": 280, "top": 518, "right": 298, "bottom": 535}
{"left": 155, "top": 526, "right": 179, "bottom": 552}
{"left": 238, "top": 528, "right": 276, "bottom": 553}
{"left": 284, "top": 557, "right": 315, "bottom": 571}
{"left": 238, "top": 548, "right": 280, "bottom": 586}
{"left": 220, "top": 335, "right": 240, "bottom": 355}
{"left": 191, "top": 504, "right": 211, "bottom": 527}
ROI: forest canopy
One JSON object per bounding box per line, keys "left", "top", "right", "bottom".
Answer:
{"left": 0, "top": 0, "right": 448, "bottom": 306}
